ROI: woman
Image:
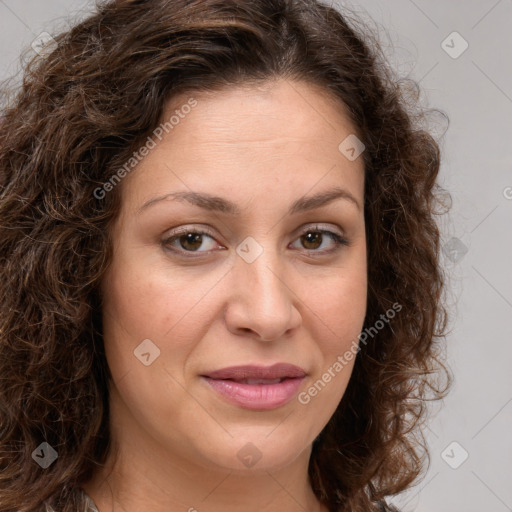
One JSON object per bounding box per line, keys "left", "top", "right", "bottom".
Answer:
{"left": 0, "top": 0, "right": 450, "bottom": 511}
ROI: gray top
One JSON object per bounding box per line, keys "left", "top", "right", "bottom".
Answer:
{"left": 44, "top": 488, "right": 99, "bottom": 512}
{"left": 82, "top": 492, "right": 99, "bottom": 512}
{"left": 45, "top": 488, "right": 399, "bottom": 511}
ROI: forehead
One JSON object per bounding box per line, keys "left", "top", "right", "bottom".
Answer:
{"left": 162, "top": 79, "right": 359, "bottom": 147}
{"left": 120, "top": 79, "right": 365, "bottom": 214}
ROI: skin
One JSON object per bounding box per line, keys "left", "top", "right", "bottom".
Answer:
{"left": 82, "top": 78, "right": 367, "bottom": 512}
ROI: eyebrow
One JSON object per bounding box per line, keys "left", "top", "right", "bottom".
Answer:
{"left": 137, "top": 186, "right": 361, "bottom": 216}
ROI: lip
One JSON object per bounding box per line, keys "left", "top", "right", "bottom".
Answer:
{"left": 201, "top": 363, "right": 307, "bottom": 410}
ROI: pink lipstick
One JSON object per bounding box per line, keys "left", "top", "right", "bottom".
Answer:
{"left": 202, "top": 363, "right": 306, "bottom": 410}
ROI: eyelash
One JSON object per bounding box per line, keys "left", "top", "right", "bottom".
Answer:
{"left": 161, "top": 224, "right": 349, "bottom": 258}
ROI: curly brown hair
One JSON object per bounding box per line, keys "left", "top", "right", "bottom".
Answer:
{"left": 0, "top": 0, "right": 451, "bottom": 511}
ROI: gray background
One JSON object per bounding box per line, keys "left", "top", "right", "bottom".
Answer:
{"left": 1, "top": 1, "right": 511, "bottom": 511}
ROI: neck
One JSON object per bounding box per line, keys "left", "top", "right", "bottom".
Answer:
{"left": 82, "top": 452, "right": 327, "bottom": 512}
{"left": 81, "top": 423, "right": 327, "bottom": 512}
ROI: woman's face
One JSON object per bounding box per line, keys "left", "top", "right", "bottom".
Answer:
{"left": 101, "top": 79, "right": 367, "bottom": 474}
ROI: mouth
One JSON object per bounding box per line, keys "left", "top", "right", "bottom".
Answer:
{"left": 203, "top": 363, "right": 306, "bottom": 381}
{"left": 201, "top": 363, "right": 307, "bottom": 410}
{"left": 221, "top": 377, "right": 285, "bottom": 384}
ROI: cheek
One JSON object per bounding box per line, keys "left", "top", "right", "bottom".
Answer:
{"left": 100, "top": 255, "right": 173, "bottom": 378}
{"left": 102, "top": 252, "right": 209, "bottom": 341}
{"left": 331, "top": 279, "right": 366, "bottom": 337}
{"left": 100, "top": 248, "right": 226, "bottom": 387}
{"left": 100, "top": 257, "right": 206, "bottom": 424}
{"left": 296, "top": 273, "right": 366, "bottom": 426}
{"left": 302, "top": 250, "right": 367, "bottom": 404}
{"left": 310, "top": 260, "right": 367, "bottom": 348}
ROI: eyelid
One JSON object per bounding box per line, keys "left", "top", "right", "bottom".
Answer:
{"left": 163, "top": 224, "right": 217, "bottom": 239}
{"left": 292, "top": 222, "right": 345, "bottom": 239}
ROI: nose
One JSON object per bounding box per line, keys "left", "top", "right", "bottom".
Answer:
{"left": 224, "top": 245, "right": 302, "bottom": 342}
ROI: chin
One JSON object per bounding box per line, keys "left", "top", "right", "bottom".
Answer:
{"left": 189, "top": 426, "right": 314, "bottom": 474}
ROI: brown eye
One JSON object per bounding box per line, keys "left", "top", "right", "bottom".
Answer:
{"left": 177, "top": 233, "right": 204, "bottom": 251}
{"left": 300, "top": 231, "right": 323, "bottom": 250}
{"left": 162, "top": 229, "right": 220, "bottom": 254}
{"left": 291, "top": 226, "right": 349, "bottom": 255}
